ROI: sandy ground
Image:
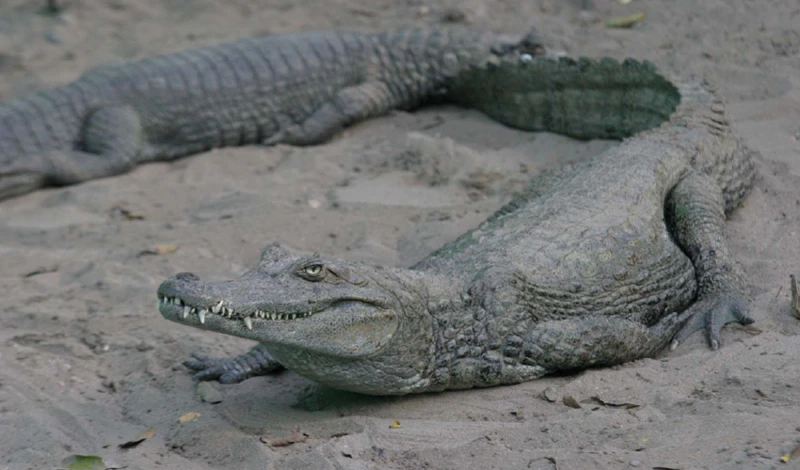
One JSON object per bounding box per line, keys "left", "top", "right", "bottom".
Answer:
{"left": 0, "top": 0, "right": 799, "bottom": 469}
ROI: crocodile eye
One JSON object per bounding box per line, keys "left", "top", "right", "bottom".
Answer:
{"left": 303, "top": 264, "right": 323, "bottom": 276}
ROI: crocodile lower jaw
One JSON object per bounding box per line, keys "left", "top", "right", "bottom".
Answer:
{"left": 157, "top": 295, "right": 313, "bottom": 330}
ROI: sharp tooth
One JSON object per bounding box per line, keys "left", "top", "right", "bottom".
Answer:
{"left": 212, "top": 301, "right": 223, "bottom": 314}
{"left": 191, "top": 307, "right": 196, "bottom": 314}
{"left": 198, "top": 309, "right": 206, "bottom": 324}
{"left": 243, "top": 317, "right": 253, "bottom": 330}
{"left": 290, "top": 314, "right": 296, "bottom": 320}
{"left": 182, "top": 306, "right": 191, "bottom": 319}
{"left": 269, "top": 313, "right": 276, "bottom": 320}
{"left": 173, "top": 297, "right": 182, "bottom": 305}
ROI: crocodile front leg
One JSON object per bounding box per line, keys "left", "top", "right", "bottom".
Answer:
{"left": 185, "top": 343, "right": 285, "bottom": 384}
{"left": 665, "top": 171, "right": 754, "bottom": 350}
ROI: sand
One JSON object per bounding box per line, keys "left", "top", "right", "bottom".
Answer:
{"left": 0, "top": 0, "right": 798, "bottom": 469}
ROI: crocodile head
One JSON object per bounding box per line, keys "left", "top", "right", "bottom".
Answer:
{"left": 158, "top": 243, "right": 440, "bottom": 394}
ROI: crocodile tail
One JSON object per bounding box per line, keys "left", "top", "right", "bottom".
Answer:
{"left": 449, "top": 56, "right": 681, "bottom": 141}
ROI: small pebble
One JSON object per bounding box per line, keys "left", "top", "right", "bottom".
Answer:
{"left": 45, "top": 30, "right": 63, "bottom": 44}
{"left": 196, "top": 382, "right": 223, "bottom": 404}
{"left": 629, "top": 459, "right": 641, "bottom": 467}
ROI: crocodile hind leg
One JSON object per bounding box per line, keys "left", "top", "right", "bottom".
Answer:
{"left": 665, "top": 172, "right": 754, "bottom": 350}
{"left": 518, "top": 312, "right": 690, "bottom": 374}
{"left": 263, "top": 81, "right": 397, "bottom": 146}
{"left": 0, "top": 105, "right": 142, "bottom": 200}
{"left": 184, "top": 343, "right": 284, "bottom": 384}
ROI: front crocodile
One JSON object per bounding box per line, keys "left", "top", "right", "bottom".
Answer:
{"left": 158, "top": 55, "right": 756, "bottom": 395}
{"left": 0, "top": 28, "right": 554, "bottom": 201}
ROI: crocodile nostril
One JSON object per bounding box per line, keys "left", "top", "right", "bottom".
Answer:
{"left": 175, "top": 272, "right": 200, "bottom": 281}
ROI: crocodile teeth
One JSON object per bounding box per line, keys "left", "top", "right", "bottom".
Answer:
{"left": 243, "top": 317, "right": 253, "bottom": 330}
{"left": 290, "top": 314, "right": 296, "bottom": 320}
{"left": 212, "top": 301, "right": 223, "bottom": 314}
{"left": 172, "top": 297, "right": 182, "bottom": 306}
{"left": 182, "top": 306, "right": 191, "bottom": 319}
{"left": 198, "top": 309, "right": 206, "bottom": 324}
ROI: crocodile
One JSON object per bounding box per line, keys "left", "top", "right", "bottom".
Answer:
{"left": 157, "top": 54, "right": 757, "bottom": 395}
{"left": 0, "top": 27, "right": 556, "bottom": 201}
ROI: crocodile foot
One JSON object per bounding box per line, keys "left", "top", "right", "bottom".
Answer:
{"left": 0, "top": 162, "right": 47, "bottom": 201}
{"left": 184, "top": 344, "right": 284, "bottom": 384}
{"left": 669, "top": 291, "right": 753, "bottom": 351}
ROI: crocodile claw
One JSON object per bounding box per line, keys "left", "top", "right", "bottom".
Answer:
{"left": 669, "top": 291, "right": 753, "bottom": 351}
{"left": 184, "top": 347, "right": 284, "bottom": 384}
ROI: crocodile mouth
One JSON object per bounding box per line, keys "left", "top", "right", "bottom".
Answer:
{"left": 157, "top": 294, "right": 382, "bottom": 331}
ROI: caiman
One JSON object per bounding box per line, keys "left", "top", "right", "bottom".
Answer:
{"left": 157, "top": 51, "right": 757, "bottom": 395}
{"left": 0, "top": 28, "right": 555, "bottom": 200}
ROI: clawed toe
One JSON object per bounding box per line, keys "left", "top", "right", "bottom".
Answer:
{"left": 183, "top": 355, "right": 227, "bottom": 381}
{"left": 670, "top": 292, "right": 751, "bottom": 351}
{"left": 181, "top": 346, "right": 284, "bottom": 384}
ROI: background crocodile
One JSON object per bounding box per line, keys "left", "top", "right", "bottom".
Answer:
{"left": 0, "top": 27, "right": 555, "bottom": 201}
{"left": 157, "top": 55, "right": 756, "bottom": 396}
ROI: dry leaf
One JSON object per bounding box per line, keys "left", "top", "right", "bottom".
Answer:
{"left": 139, "top": 244, "right": 179, "bottom": 256}
{"left": 154, "top": 244, "right": 178, "bottom": 255}
{"left": 389, "top": 420, "right": 403, "bottom": 428}
{"left": 58, "top": 455, "right": 124, "bottom": 469}
{"left": 119, "top": 427, "right": 155, "bottom": 449}
{"left": 604, "top": 11, "right": 645, "bottom": 28}
{"left": 260, "top": 428, "right": 309, "bottom": 447}
{"left": 178, "top": 411, "right": 200, "bottom": 423}
{"left": 109, "top": 205, "right": 145, "bottom": 221}
{"left": 781, "top": 443, "right": 800, "bottom": 463}
{"left": 588, "top": 396, "right": 641, "bottom": 409}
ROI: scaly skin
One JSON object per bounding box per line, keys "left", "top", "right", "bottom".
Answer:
{"left": 157, "top": 54, "right": 756, "bottom": 395}
{"left": 0, "top": 28, "right": 554, "bottom": 201}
